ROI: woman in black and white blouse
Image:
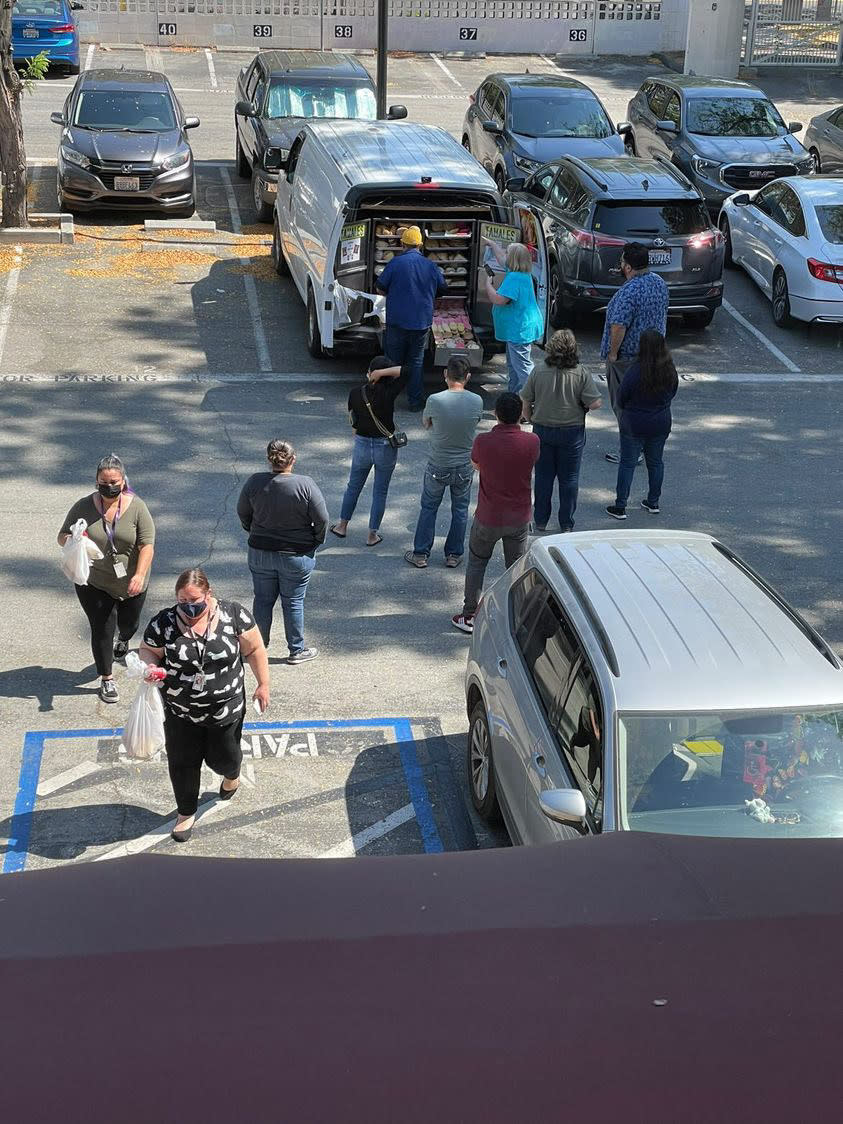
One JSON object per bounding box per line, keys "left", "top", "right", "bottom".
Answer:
{"left": 140, "top": 567, "right": 270, "bottom": 842}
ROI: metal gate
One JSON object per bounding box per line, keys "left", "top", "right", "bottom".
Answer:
{"left": 745, "top": 0, "right": 843, "bottom": 65}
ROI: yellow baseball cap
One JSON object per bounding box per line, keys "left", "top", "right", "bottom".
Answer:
{"left": 401, "top": 225, "right": 423, "bottom": 247}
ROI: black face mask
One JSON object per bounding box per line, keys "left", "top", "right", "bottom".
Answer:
{"left": 98, "top": 483, "right": 122, "bottom": 498}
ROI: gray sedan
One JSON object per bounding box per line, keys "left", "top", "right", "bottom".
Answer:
{"left": 803, "top": 106, "right": 843, "bottom": 174}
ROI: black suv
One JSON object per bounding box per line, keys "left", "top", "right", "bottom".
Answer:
{"left": 509, "top": 156, "right": 724, "bottom": 328}
{"left": 234, "top": 51, "right": 406, "bottom": 221}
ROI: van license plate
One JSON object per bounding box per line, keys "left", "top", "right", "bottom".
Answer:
{"left": 114, "top": 176, "right": 140, "bottom": 191}
{"left": 22, "top": 27, "right": 38, "bottom": 36}
{"left": 649, "top": 250, "right": 671, "bottom": 266}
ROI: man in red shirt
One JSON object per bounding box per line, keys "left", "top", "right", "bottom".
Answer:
{"left": 452, "top": 392, "right": 540, "bottom": 634}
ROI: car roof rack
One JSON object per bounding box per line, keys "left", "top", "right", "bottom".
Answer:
{"left": 652, "top": 155, "right": 694, "bottom": 191}
{"left": 548, "top": 548, "right": 620, "bottom": 677}
{"left": 562, "top": 155, "right": 609, "bottom": 192}
{"left": 711, "top": 540, "right": 841, "bottom": 671}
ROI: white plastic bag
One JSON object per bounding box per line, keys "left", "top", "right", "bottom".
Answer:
{"left": 123, "top": 653, "right": 166, "bottom": 760}
{"left": 60, "top": 519, "right": 103, "bottom": 585}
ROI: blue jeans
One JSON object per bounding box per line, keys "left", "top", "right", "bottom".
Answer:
{"left": 384, "top": 323, "right": 428, "bottom": 407}
{"left": 533, "top": 424, "right": 586, "bottom": 531}
{"left": 248, "top": 547, "right": 316, "bottom": 656}
{"left": 412, "top": 460, "right": 474, "bottom": 558}
{"left": 340, "top": 435, "right": 398, "bottom": 530}
{"left": 506, "top": 341, "right": 534, "bottom": 394}
{"left": 615, "top": 431, "right": 668, "bottom": 510}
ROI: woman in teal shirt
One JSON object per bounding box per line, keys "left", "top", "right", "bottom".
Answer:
{"left": 483, "top": 242, "right": 544, "bottom": 394}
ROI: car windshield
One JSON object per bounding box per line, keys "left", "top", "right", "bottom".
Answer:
{"left": 73, "top": 89, "right": 177, "bottom": 131}
{"left": 621, "top": 708, "right": 843, "bottom": 838}
{"left": 12, "top": 0, "right": 65, "bottom": 16}
{"left": 265, "top": 80, "right": 376, "bottom": 121}
{"left": 815, "top": 204, "right": 843, "bottom": 244}
{"left": 510, "top": 93, "right": 613, "bottom": 138}
{"left": 686, "top": 96, "right": 784, "bottom": 137}
{"left": 593, "top": 201, "right": 710, "bottom": 237}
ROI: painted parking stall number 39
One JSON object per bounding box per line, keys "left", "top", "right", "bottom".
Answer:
{"left": 254, "top": 23, "right": 271, "bottom": 36}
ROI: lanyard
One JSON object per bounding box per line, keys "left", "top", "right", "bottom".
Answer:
{"left": 179, "top": 608, "right": 213, "bottom": 672}
{"left": 99, "top": 495, "right": 122, "bottom": 555}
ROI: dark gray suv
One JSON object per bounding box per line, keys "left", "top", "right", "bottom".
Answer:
{"left": 508, "top": 155, "right": 724, "bottom": 328}
{"left": 625, "top": 76, "right": 813, "bottom": 212}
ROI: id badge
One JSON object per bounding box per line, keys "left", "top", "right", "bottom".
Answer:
{"left": 192, "top": 671, "right": 206, "bottom": 693}
{"left": 113, "top": 561, "right": 128, "bottom": 578}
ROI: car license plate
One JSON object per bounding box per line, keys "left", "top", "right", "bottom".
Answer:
{"left": 649, "top": 250, "right": 672, "bottom": 266}
{"left": 22, "top": 27, "right": 38, "bottom": 37}
{"left": 114, "top": 176, "right": 140, "bottom": 191}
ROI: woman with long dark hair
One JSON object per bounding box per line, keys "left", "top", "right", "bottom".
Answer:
{"left": 606, "top": 330, "right": 678, "bottom": 519}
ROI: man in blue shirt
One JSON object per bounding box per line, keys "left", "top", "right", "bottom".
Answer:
{"left": 600, "top": 241, "right": 668, "bottom": 462}
{"left": 376, "top": 225, "right": 447, "bottom": 411}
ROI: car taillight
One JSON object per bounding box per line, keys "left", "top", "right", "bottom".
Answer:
{"left": 807, "top": 257, "right": 843, "bottom": 283}
{"left": 572, "top": 229, "right": 625, "bottom": 250}
{"left": 688, "top": 230, "right": 721, "bottom": 250}
{"left": 51, "top": 23, "right": 74, "bottom": 31}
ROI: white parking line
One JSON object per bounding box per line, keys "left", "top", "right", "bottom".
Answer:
{"left": 319, "top": 803, "right": 416, "bottom": 858}
{"left": 219, "top": 166, "right": 272, "bottom": 373}
{"left": 430, "top": 53, "right": 463, "bottom": 89}
{"left": 723, "top": 299, "right": 801, "bottom": 373}
{"left": 204, "top": 48, "right": 218, "bottom": 90}
{"left": 0, "top": 248, "right": 23, "bottom": 373}
{"left": 93, "top": 797, "right": 229, "bottom": 861}
{"left": 36, "top": 761, "right": 102, "bottom": 797}
{"left": 84, "top": 43, "right": 95, "bottom": 71}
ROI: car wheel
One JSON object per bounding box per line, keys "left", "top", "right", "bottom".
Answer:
{"left": 719, "top": 215, "right": 735, "bottom": 269}
{"left": 548, "top": 262, "right": 569, "bottom": 329}
{"left": 271, "top": 219, "right": 289, "bottom": 276}
{"left": 251, "top": 169, "right": 272, "bottom": 223}
{"left": 235, "top": 133, "right": 250, "bottom": 179}
{"left": 467, "top": 701, "right": 502, "bottom": 822}
{"left": 771, "top": 268, "right": 793, "bottom": 328}
{"left": 494, "top": 168, "right": 506, "bottom": 194}
{"left": 809, "top": 147, "right": 822, "bottom": 173}
{"left": 684, "top": 309, "right": 715, "bottom": 328}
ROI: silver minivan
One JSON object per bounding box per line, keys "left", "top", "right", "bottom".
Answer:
{"left": 465, "top": 530, "right": 843, "bottom": 843}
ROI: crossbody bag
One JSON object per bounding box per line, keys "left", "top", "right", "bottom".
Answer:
{"left": 360, "top": 386, "right": 408, "bottom": 449}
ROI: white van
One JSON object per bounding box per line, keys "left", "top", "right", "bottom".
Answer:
{"left": 270, "top": 120, "right": 549, "bottom": 360}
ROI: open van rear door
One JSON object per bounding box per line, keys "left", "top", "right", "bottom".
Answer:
{"left": 510, "top": 201, "right": 550, "bottom": 345}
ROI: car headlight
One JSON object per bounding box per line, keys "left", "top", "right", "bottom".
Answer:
{"left": 161, "top": 151, "right": 190, "bottom": 172}
{"left": 691, "top": 156, "right": 722, "bottom": 180}
{"left": 513, "top": 153, "right": 540, "bottom": 172}
{"left": 795, "top": 156, "right": 814, "bottom": 174}
{"left": 61, "top": 146, "right": 90, "bottom": 170}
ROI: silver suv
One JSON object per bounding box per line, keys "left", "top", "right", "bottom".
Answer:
{"left": 465, "top": 530, "right": 843, "bottom": 844}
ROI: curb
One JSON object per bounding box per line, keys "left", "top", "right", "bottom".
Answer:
{"left": 0, "top": 212, "right": 74, "bottom": 244}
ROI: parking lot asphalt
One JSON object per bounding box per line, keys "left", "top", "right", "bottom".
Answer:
{"left": 1, "top": 49, "right": 842, "bottom": 871}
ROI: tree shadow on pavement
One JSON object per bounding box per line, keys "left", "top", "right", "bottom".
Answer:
{"left": 0, "top": 664, "right": 99, "bottom": 713}
{"left": 0, "top": 803, "right": 167, "bottom": 862}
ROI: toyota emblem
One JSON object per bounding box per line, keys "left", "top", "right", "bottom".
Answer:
{"left": 653, "top": 237, "right": 666, "bottom": 247}
{"left": 121, "top": 164, "right": 133, "bottom": 174}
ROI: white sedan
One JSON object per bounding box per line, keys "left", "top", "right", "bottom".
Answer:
{"left": 718, "top": 175, "right": 843, "bottom": 327}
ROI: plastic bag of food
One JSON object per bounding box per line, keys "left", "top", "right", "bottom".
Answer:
{"left": 122, "top": 653, "right": 166, "bottom": 760}
{"left": 60, "top": 519, "right": 103, "bottom": 585}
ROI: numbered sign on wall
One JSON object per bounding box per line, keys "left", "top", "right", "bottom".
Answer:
{"left": 254, "top": 23, "right": 271, "bottom": 36}
{"left": 158, "top": 21, "right": 176, "bottom": 35}
{"left": 569, "top": 27, "right": 587, "bottom": 41}
{"left": 459, "top": 26, "right": 478, "bottom": 40}
{"left": 334, "top": 24, "right": 353, "bottom": 37}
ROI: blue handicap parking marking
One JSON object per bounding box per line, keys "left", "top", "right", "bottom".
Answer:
{"left": 2, "top": 717, "right": 468, "bottom": 873}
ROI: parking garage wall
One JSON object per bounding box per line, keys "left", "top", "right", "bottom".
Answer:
{"left": 76, "top": 0, "right": 690, "bottom": 54}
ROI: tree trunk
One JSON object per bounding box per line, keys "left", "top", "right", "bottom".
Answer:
{"left": 0, "top": 0, "right": 28, "bottom": 228}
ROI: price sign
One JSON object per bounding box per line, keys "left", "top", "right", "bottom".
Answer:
{"left": 334, "top": 24, "right": 353, "bottom": 37}
{"left": 459, "top": 26, "right": 478, "bottom": 39}
{"left": 254, "top": 23, "right": 272, "bottom": 36}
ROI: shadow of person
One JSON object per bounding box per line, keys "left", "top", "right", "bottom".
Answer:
{"left": 0, "top": 803, "right": 171, "bottom": 862}
{"left": 0, "top": 665, "right": 98, "bottom": 713}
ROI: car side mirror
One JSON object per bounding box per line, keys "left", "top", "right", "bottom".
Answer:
{"left": 184, "top": 116, "right": 200, "bottom": 130}
{"left": 505, "top": 176, "right": 526, "bottom": 193}
{"left": 50, "top": 111, "right": 66, "bottom": 125}
{"left": 788, "top": 120, "right": 803, "bottom": 134}
{"left": 656, "top": 119, "right": 677, "bottom": 134}
{"left": 539, "top": 788, "right": 588, "bottom": 827}
{"left": 731, "top": 192, "right": 751, "bottom": 206}
{"left": 482, "top": 120, "right": 503, "bottom": 135}
{"left": 616, "top": 121, "right": 632, "bottom": 135}
{"left": 387, "top": 104, "right": 408, "bottom": 121}
{"left": 70, "top": 1, "right": 84, "bottom": 8}
{"left": 235, "top": 100, "right": 257, "bottom": 118}
{"left": 263, "top": 147, "right": 285, "bottom": 172}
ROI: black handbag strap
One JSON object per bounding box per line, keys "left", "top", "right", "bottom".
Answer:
{"left": 361, "top": 385, "right": 394, "bottom": 440}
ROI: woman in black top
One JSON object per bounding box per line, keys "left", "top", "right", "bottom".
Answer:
{"left": 140, "top": 567, "right": 270, "bottom": 842}
{"left": 330, "top": 356, "right": 408, "bottom": 546}
{"left": 606, "top": 330, "right": 679, "bottom": 519}
{"left": 237, "top": 440, "right": 329, "bottom": 666}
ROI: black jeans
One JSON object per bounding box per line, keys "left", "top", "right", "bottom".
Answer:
{"left": 164, "top": 708, "right": 244, "bottom": 816}
{"left": 462, "top": 518, "right": 530, "bottom": 617}
{"left": 74, "top": 583, "right": 147, "bottom": 676}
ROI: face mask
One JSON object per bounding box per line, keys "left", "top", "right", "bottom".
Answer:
{"left": 98, "top": 483, "right": 122, "bottom": 498}
{"left": 179, "top": 600, "right": 206, "bottom": 618}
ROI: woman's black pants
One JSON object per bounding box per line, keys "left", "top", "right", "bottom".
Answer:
{"left": 164, "top": 709, "right": 244, "bottom": 816}
{"left": 74, "top": 583, "right": 147, "bottom": 677}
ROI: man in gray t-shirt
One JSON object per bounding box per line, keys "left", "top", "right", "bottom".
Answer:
{"left": 405, "top": 355, "right": 483, "bottom": 568}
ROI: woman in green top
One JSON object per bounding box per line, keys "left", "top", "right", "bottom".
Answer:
{"left": 482, "top": 241, "right": 544, "bottom": 394}
{"left": 57, "top": 453, "right": 155, "bottom": 704}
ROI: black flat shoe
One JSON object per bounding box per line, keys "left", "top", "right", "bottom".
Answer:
{"left": 219, "top": 780, "right": 239, "bottom": 801}
{"left": 171, "top": 826, "right": 193, "bottom": 843}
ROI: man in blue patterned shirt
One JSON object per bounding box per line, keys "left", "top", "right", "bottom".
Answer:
{"left": 600, "top": 242, "right": 668, "bottom": 462}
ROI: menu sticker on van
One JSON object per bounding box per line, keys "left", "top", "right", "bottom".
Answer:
{"left": 340, "top": 222, "right": 367, "bottom": 268}
{"left": 481, "top": 222, "right": 519, "bottom": 246}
